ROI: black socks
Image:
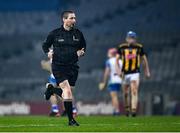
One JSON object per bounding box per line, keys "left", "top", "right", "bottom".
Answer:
{"left": 64, "top": 100, "right": 73, "bottom": 121}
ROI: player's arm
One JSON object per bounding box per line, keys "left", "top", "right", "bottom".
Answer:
{"left": 140, "top": 46, "right": 150, "bottom": 78}
{"left": 77, "top": 32, "right": 86, "bottom": 57}
{"left": 115, "top": 54, "right": 122, "bottom": 77}
{"left": 41, "top": 60, "right": 52, "bottom": 73}
{"left": 99, "top": 66, "right": 110, "bottom": 91}
{"left": 99, "top": 61, "right": 110, "bottom": 90}
{"left": 115, "top": 46, "right": 122, "bottom": 77}
{"left": 142, "top": 55, "right": 150, "bottom": 78}
{"left": 42, "top": 32, "right": 54, "bottom": 54}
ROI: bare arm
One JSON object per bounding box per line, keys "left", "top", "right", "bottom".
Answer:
{"left": 115, "top": 54, "right": 122, "bottom": 76}
{"left": 142, "top": 55, "right": 151, "bottom": 78}
{"left": 99, "top": 67, "right": 110, "bottom": 90}
{"left": 41, "top": 60, "right": 52, "bottom": 73}
{"left": 102, "top": 67, "right": 110, "bottom": 85}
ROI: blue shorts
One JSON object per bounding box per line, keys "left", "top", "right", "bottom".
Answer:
{"left": 48, "top": 76, "right": 57, "bottom": 86}
{"left": 108, "top": 83, "right": 121, "bottom": 92}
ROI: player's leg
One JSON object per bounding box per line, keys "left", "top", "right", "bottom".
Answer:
{"left": 44, "top": 83, "right": 62, "bottom": 117}
{"left": 122, "top": 75, "right": 130, "bottom": 116}
{"left": 130, "top": 73, "right": 140, "bottom": 117}
{"left": 53, "top": 65, "right": 79, "bottom": 126}
{"left": 69, "top": 67, "right": 79, "bottom": 119}
{"left": 59, "top": 80, "right": 73, "bottom": 118}
{"left": 110, "top": 91, "right": 120, "bottom": 115}
{"left": 61, "top": 87, "right": 78, "bottom": 118}
{"left": 59, "top": 80, "right": 79, "bottom": 126}
{"left": 71, "top": 87, "right": 78, "bottom": 118}
{"left": 123, "top": 84, "right": 130, "bottom": 116}
{"left": 44, "top": 83, "right": 63, "bottom": 100}
{"left": 108, "top": 84, "right": 121, "bottom": 115}
{"left": 49, "top": 94, "right": 60, "bottom": 117}
{"left": 47, "top": 76, "right": 61, "bottom": 117}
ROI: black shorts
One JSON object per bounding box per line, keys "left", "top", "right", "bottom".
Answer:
{"left": 52, "top": 64, "right": 79, "bottom": 86}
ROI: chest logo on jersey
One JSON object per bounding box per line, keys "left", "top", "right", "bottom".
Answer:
{"left": 126, "top": 54, "right": 136, "bottom": 59}
{"left": 124, "top": 49, "right": 137, "bottom": 59}
{"left": 73, "top": 35, "right": 79, "bottom": 41}
{"left": 58, "top": 38, "right": 64, "bottom": 42}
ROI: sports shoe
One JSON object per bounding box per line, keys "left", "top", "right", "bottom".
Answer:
{"left": 49, "top": 112, "right": 60, "bottom": 117}
{"left": 68, "top": 119, "right": 79, "bottom": 126}
{"left": 73, "top": 107, "right": 78, "bottom": 118}
{"left": 132, "top": 112, "right": 137, "bottom": 117}
{"left": 44, "top": 83, "right": 54, "bottom": 100}
{"left": 113, "top": 111, "right": 120, "bottom": 116}
{"left": 53, "top": 87, "right": 63, "bottom": 98}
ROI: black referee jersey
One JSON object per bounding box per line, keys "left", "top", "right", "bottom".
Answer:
{"left": 42, "top": 25, "right": 86, "bottom": 66}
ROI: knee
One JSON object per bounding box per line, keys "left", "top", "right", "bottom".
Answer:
{"left": 111, "top": 94, "right": 117, "bottom": 101}
{"left": 59, "top": 81, "right": 72, "bottom": 99}
{"left": 131, "top": 88, "right": 137, "bottom": 96}
{"left": 59, "top": 81, "right": 69, "bottom": 89}
{"left": 123, "top": 89, "right": 129, "bottom": 96}
{"left": 123, "top": 85, "right": 129, "bottom": 94}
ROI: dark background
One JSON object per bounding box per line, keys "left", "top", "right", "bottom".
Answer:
{"left": 0, "top": 0, "right": 179, "bottom": 115}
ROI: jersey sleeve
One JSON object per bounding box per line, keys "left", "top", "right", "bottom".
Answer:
{"left": 79, "top": 31, "right": 86, "bottom": 51}
{"left": 105, "top": 60, "right": 110, "bottom": 68}
{"left": 42, "top": 32, "right": 54, "bottom": 54}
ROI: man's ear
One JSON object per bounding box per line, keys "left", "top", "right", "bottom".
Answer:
{"left": 62, "top": 18, "right": 66, "bottom": 23}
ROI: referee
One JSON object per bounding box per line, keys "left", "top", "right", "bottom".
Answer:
{"left": 42, "top": 10, "right": 86, "bottom": 126}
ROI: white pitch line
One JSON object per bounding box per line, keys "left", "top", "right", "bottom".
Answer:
{"left": 0, "top": 124, "right": 60, "bottom": 128}
{"left": 0, "top": 123, "right": 116, "bottom": 128}
{"left": 0, "top": 122, "right": 180, "bottom": 128}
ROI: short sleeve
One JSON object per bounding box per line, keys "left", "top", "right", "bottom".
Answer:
{"left": 105, "top": 60, "right": 110, "bottom": 68}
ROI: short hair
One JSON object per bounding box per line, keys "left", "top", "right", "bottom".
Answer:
{"left": 61, "top": 10, "right": 74, "bottom": 19}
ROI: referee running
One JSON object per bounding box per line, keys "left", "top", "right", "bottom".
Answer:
{"left": 42, "top": 10, "right": 86, "bottom": 126}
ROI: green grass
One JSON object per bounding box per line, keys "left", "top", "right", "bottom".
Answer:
{"left": 0, "top": 115, "right": 179, "bottom": 132}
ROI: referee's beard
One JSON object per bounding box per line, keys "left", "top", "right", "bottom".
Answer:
{"left": 66, "top": 23, "right": 75, "bottom": 29}
{"left": 63, "top": 23, "right": 75, "bottom": 31}
{"left": 69, "top": 23, "right": 75, "bottom": 29}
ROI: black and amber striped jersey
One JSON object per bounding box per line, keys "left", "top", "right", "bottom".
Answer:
{"left": 117, "top": 43, "right": 145, "bottom": 74}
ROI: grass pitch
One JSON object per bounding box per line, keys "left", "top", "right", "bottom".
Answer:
{"left": 0, "top": 115, "right": 179, "bottom": 132}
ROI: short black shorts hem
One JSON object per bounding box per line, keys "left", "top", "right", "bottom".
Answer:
{"left": 52, "top": 64, "right": 79, "bottom": 87}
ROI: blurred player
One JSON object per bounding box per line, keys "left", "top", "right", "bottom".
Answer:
{"left": 99, "top": 48, "right": 122, "bottom": 115}
{"left": 41, "top": 49, "right": 78, "bottom": 117}
{"left": 41, "top": 49, "right": 61, "bottom": 117}
{"left": 116, "top": 31, "right": 150, "bottom": 117}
